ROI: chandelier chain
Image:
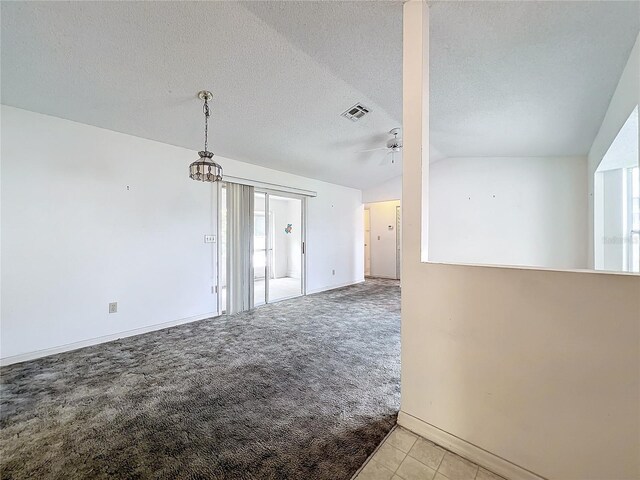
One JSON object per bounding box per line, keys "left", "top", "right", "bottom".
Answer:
{"left": 203, "top": 99, "right": 210, "bottom": 152}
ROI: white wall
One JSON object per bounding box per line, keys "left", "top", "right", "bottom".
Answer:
{"left": 429, "top": 156, "right": 588, "bottom": 270}
{"left": 401, "top": 5, "right": 640, "bottom": 480}
{"left": 1, "top": 106, "right": 363, "bottom": 363}
{"left": 588, "top": 33, "right": 640, "bottom": 268}
{"left": 214, "top": 154, "right": 364, "bottom": 295}
{"left": 597, "top": 106, "right": 638, "bottom": 172}
{"left": 362, "top": 175, "right": 402, "bottom": 203}
{"left": 365, "top": 201, "right": 400, "bottom": 279}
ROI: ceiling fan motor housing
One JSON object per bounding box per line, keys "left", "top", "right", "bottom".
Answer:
{"left": 386, "top": 127, "right": 402, "bottom": 151}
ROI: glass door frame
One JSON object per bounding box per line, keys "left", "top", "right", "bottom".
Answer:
{"left": 217, "top": 182, "right": 223, "bottom": 315}
{"left": 216, "top": 182, "right": 307, "bottom": 314}
{"left": 256, "top": 188, "right": 307, "bottom": 305}
{"left": 253, "top": 191, "right": 269, "bottom": 307}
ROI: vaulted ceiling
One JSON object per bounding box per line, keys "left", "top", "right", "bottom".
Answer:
{"left": 429, "top": 0, "right": 640, "bottom": 158}
{"left": 1, "top": 1, "right": 403, "bottom": 190}
{"left": 3, "top": 1, "right": 638, "bottom": 189}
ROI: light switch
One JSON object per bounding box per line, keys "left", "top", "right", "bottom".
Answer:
{"left": 204, "top": 235, "right": 216, "bottom": 243}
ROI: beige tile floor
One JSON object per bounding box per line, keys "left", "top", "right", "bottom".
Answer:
{"left": 353, "top": 427, "right": 507, "bottom": 480}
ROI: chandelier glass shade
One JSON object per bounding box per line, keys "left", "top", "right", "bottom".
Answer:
{"left": 190, "top": 151, "right": 223, "bottom": 182}
{"left": 189, "top": 91, "right": 223, "bottom": 183}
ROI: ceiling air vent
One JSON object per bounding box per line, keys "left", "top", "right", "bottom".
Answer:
{"left": 341, "top": 103, "right": 371, "bottom": 122}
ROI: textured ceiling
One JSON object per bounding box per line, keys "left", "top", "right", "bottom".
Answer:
{"left": 430, "top": 1, "right": 640, "bottom": 158}
{"left": 5, "top": 1, "right": 636, "bottom": 185}
{"left": 1, "top": 1, "right": 402, "bottom": 190}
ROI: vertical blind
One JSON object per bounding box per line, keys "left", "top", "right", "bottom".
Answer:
{"left": 226, "top": 182, "right": 255, "bottom": 314}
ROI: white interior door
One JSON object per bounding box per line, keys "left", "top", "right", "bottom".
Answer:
{"left": 364, "top": 209, "right": 371, "bottom": 276}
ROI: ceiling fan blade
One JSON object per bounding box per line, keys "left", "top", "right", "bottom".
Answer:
{"left": 379, "top": 151, "right": 393, "bottom": 165}
{"left": 356, "top": 147, "right": 388, "bottom": 153}
{"left": 331, "top": 132, "right": 389, "bottom": 149}
{"left": 354, "top": 149, "right": 378, "bottom": 164}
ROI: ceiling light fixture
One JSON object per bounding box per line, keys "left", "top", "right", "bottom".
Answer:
{"left": 189, "top": 90, "right": 223, "bottom": 183}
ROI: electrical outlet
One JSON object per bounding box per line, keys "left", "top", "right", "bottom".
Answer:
{"left": 109, "top": 302, "right": 118, "bottom": 314}
{"left": 204, "top": 235, "right": 216, "bottom": 243}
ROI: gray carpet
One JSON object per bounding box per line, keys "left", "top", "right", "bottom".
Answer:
{"left": 0, "top": 279, "right": 400, "bottom": 480}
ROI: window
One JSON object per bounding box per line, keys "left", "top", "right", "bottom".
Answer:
{"left": 626, "top": 166, "right": 640, "bottom": 272}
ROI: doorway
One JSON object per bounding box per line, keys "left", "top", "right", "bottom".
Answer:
{"left": 363, "top": 200, "right": 401, "bottom": 280}
{"left": 364, "top": 208, "right": 371, "bottom": 276}
{"left": 219, "top": 184, "right": 306, "bottom": 313}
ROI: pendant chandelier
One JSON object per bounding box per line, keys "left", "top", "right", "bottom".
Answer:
{"left": 189, "top": 90, "right": 223, "bottom": 183}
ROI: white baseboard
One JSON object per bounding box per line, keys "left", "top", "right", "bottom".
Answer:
{"left": 306, "top": 279, "right": 364, "bottom": 295}
{"left": 0, "top": 312, "right": 218, "bottom": 367}
{"left": 397, "top": 411, "right": 546, "bottom": 480}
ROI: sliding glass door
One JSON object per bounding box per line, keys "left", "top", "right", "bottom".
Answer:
{"left": 220, "top": 184, "right": 305, "bottom": 314}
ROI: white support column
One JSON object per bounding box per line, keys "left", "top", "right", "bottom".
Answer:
{"left": 402, "top": 1, "right": 428, "bottom": 269}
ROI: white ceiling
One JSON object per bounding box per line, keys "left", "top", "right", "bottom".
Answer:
{"left": 1, "top": 1, "right": 403, "bottom": 190}
{"left": 430, "top": 1, "right": 640, "bottom": 158}
{"left": 4, "top": 1, "right": 637, "bottom": 187}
